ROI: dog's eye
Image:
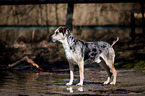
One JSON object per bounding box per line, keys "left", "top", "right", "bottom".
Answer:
{"left": 56, "top": 32, "right": 58, "bottom": 34}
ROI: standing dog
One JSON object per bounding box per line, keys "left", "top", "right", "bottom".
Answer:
{"left": 51, "top": 26, "right": 119, "bottom": 86}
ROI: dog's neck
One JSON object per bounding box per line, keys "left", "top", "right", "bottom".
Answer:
{"left": 67, "top": 32, "right": 77, "bottom": 43}
{"left": 61, "top": 32, "right": 78, "bottom": 52}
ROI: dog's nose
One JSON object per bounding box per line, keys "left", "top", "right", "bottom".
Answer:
{"left": 51, "top": 36, "right": 54, "bottom": 42}
{"left": 51, "top": 36, "right": 57, "bottom": 42}
{"left": 50, "top": 36, "right": 53, "bottom": 42}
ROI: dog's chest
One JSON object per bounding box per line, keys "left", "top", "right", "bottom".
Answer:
{"left": 65, "top": 48, "right": 72, "bottom": 58}
{"left": 62, "top": 39, "right": 83, "bottom": 64}
{"left": 62, "top": 41, "right": 77, "bottom": 63}
{"left": 65, "top": 48, "right": 78, "bottom": 64}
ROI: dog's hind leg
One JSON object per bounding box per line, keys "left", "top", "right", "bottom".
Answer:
{"left": 107, "top": 61, "right": 117, "bottom": 85}
{"left": 99, "top": 62, "right": 112, "bottom": 84}
{"left": 100, "top": 48, "right": 117, "bottom": 85}
{"left": 66, "top": 62, "right": 75, "bottom": 86}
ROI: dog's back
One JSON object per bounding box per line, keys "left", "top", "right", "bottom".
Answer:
{"left": 83, "top": 41, "right": 112, "bottom": 64}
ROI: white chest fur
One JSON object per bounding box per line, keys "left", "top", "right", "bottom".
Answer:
{"left": 62, "top": 38, "right": 77, "bottom": 64}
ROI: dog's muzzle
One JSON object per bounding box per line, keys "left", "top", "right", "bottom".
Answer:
{"left": 51, "top": 36, "right": 56, "bottom": 42}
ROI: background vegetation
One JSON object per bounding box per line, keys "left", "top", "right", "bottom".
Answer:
{"left": 0, "top": 3, "right": 144, "bottom": 70}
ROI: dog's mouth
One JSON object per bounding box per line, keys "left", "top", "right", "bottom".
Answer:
{"left": 51, "top": 35, "right": 56, "bottom": 42}
{"left": 52, "top": 38, "right": 57, "bottom": 42}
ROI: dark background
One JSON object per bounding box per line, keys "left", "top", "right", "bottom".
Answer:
{"left": 0, "top": 3, "right": 144, "bottom": 70}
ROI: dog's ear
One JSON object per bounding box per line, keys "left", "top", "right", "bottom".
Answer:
{"left": 59, "top": 27, "right": 64, "bottom": 34}
{"left": 62, "top": 27, "right": 67, "bottom": 35}
{"left": 59, "top": 27, "right": 69, "bottom": 36}
{"left": 65, "top": 29, "right": 70, "bottom": 36}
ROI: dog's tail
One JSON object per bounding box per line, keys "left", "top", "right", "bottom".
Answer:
{"left": 111, "top": 37, "right": 119, "bottom": 47}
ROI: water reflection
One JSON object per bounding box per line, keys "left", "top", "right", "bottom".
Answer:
{"left": 78, "top": 86, "right": 84, "bottom": 92}
{"left": 67, "top": 87, "right": 73, "bottom": 93}
{"left": 66, "top": 86, "right": 84, "bottom": 93}
{"left": 0, "top": 70, "right": 106, "bottom": 95}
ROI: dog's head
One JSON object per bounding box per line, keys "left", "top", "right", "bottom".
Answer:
{"left": 51, "top": 26, "right": 69, "bottom": 42}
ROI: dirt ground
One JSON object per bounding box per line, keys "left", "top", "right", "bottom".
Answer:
{"left": 82, "top": 67, "right": 145, "bottom": 96}
{"left": 50, "top": 66, "right": 145, "bottom": 96}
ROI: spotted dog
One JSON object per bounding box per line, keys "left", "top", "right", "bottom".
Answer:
{"left": 51, "top": 26, "right": 119, "bottom": 86}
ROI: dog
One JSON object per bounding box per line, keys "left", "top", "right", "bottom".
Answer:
{"left": 51, "top": 26, "right": 119, "bottom": 86}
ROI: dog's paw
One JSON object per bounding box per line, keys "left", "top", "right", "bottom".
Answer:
{"left": 66, "top": 82, "right": 72, "bottom": 86}
{"left": 76, "top": 82, "right": 83, "bottom": 86}
{"left": 103, "top": 81, "right": 109, "bottom": 84}
{"left": 110, "top": 82, "right": 116, "bottom": 85}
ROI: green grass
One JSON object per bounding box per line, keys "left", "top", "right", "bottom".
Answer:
{"left": 124, "top": 60, "right": 145, "bottom": 70}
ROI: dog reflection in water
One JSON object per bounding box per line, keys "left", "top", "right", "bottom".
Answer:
{"left": 66, "top": 86, "right": 83, "bottom": 93}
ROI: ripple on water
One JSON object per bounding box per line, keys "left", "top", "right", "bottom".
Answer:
{"left": 44, "top": 80, "right": 56, "bottom": 83}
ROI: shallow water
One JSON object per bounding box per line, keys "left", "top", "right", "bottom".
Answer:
{"left": 0, "top": 69, "right": 145, "bottom": 96}
{"left": 0, "top": 70, "right": 107, "bottom": 96}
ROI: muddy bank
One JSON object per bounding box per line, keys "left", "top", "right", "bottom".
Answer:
{"left": 0, "top": 30, "right": 145, "bottom": 71}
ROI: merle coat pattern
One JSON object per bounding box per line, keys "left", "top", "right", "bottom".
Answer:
{"left": 51, "top": 26, "right": 118, "bottom": 86}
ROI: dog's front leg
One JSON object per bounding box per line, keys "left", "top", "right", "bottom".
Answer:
{"left": 77, "top": 60, "right": 84, "bottom": 86}
{"left": 66, "top": 62, "right": 74, "bottom": 86}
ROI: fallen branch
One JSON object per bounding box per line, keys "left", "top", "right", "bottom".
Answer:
{"left": 26, "top": 57, "right": 44, "bottom": 71}
{"left": 8, "top": 56, "right": 44, "bottom": 71}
